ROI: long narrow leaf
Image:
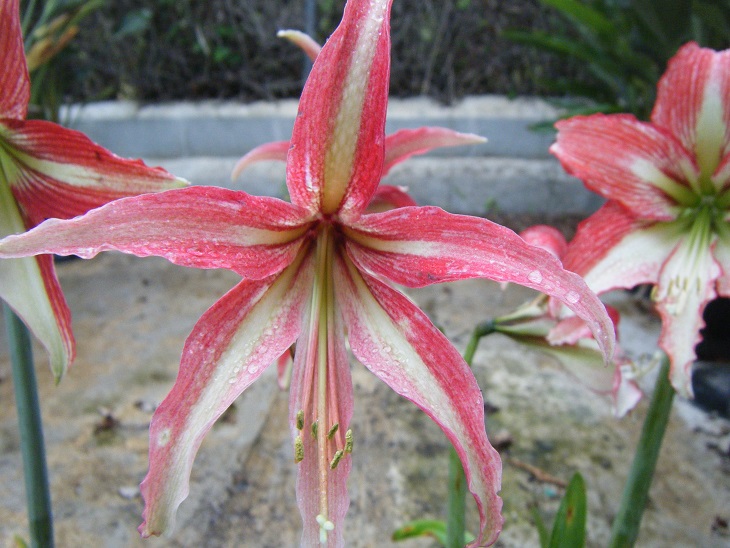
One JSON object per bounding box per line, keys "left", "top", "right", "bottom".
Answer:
{"left": 540, "top": 0, "right": 615, "bottom": 37}
{"left": 548, "top": 472, "right": 587, "bottom": 548}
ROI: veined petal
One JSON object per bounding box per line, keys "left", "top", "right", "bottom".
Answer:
{"left": 287, "top": 0, "right": 392, "bottom": 219}
{"left": 382, "top": 127, "right": 486, "bottom": 176}
{"left": 335, "top": 254, "right": 502, "bottom": 547}
{"left": 345, "top": 207, "right": 615, "bottom": 360}
{"left": 552, "top": 114, "right": 698, "bottom": 217}
{"left": 519, "top": 225, "right": 567, "bottom": 260}
{"left": 139, "top": 250, "right": 314, "bottom": 537}
{"left": 652, "top": 42, "right": 730, "bottom": 185}
{"left": 654, "top": 234, "right": 721, "bottom": 397}
{"left": 0, "top": 181, "right": 72, "bottom": 379}
{"left": 0, "top": 0, "right": 29, "bottom": 120}
{"left": 564, "top": 202, "right": 680, "bottom": 295}
{"left": 0, "top": 186, "right": 313, "bottom": 279}
{"left": 366, "top": 185, "right": 417, "bottom": 212}
{"left": 231, "top": 140, "right": 290, "bottom": 181}
{"left": 278, "top": 30, "right": 322, "bottom": 62}
{"left": 0, "top": 120, "right": 186, "bottom": 224}
{"left": 289, "top": 292, "right": 353, "bottom": 547}
{"left": 714, "top": 235, "right": 730, "bottom": 296}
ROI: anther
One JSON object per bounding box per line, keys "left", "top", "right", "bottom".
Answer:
{"left": 296, "top": 410, "right": 304, "bottom": 431}
{"left": 344, "top": 429, "right": 353, "bottom": 453}
{"left": 329, "top": 449, "right": 344, "bottom": 469}
{"left": 294, "top": 435, "right": 304, "bottom": 463}
{"left": 327, "top": 423, "right": 339, "bottom": 439}
{"left": 311, "top": 420, "right": 318, "bottom": 439}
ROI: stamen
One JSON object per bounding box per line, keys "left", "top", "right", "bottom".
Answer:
{"left": 316, "top": 514, "right": 335, "bottom": 545}
{"left": 294, "top": 435, "right": 304, "bottom": 463}
{"left": 344, "top": 429, "right": 353, "bottom": 454}
{"left": 296, "top": 410, "right": 304, "bottom": 431}
{"left": 326, "top": 423, "right": 339, "bottom": 439}
{"left": 329, "top": 450, "right": 344, "bottom": 470}
{"left": 311, "top": 420, "right": 318, "bottom": 440}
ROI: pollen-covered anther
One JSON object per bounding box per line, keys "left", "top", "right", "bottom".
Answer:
{"left": 329, "top": 449, "right": 344, "bottom": 470}
{"left": 311, "top": 420, "right": 318, "bottom": 439}
{"left": 296, "top": 410, "right": 304, "bottom": 431}
{"left": 294, "top": 435, "right": 304, "bottom": 463}
{"left": 326, "top": 423, "right": 339, "bottom": 439}
{"left": 316, "top": 514, "right": 335, "bottom": 544}
{"left": 344, "top": 429, "right": 353, "bottom": 454}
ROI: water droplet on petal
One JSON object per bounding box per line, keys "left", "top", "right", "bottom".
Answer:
{"left": 528, "top": 270, "right": 543, "bottom": 284}
{"left": 566, "top": 291, "right": 580, "bottom": 304}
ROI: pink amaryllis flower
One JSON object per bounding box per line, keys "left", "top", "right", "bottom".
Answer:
{"left": 492, "top": 225, "right": 642, "bottom": 417}
{"left": 0, "top": 0, "right": 614, "bottom": 545}
{"left": 552, "top": 42, "right": 730, "bottom": 398}
{"left": 0, "top": 0, "right": 186, "bottom": 380}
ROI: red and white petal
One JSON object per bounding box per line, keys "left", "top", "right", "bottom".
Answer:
{"left": 335, "top": 255, "right": 502, "bottom": 547}
{"left": 231, "top": 140, "right": 290, "bottom": 181}
{"left": 0, "top": 0, "right": 29, "bottom": 120}
{"left": 289, "top": 293, "right": 353, "bottom": 547}
{"left": 519, "top": 225, "right": 568, "bottom": 260}
{"left": 0, "top": 184, "right": 73, "bottom": 379}
{"left": 287, "top": 0, "right": 392, "bottom": 219}
{"left": 652, "top": 43, "right": 730, "bottom": 185}
{"left": 139, "top": 251, "right": 314, "bottom": 537}
{"left": 278, "top": 30, "right": 322, "bottom": 62}
{"left": 382, "top": 127, "right": 486, "bottom": 176}
{"left": 0, "top": 120, "right": 186, "bottom": 224}
{"left": 612, "top": 361, "right": 643, "bottom": 418}
{"left": 345, "top": 206, "right": 615, "bottom": 360}
{"left": 714, "top": 235, "right": 730, "bottom": 296}
{"left": 366, "top": 185, "right": 417, "bottom": 213}
{"left": 563, "top": 201, "right": 679, "bottom": 295}
{"left": 552, "top": 114, "right": 698, "bottom": 218}
{"left": 654, "top": 236, "right": 721, "bottom": 397}
{"left": 0, "top": 186, "right": 313, "bottom": 279}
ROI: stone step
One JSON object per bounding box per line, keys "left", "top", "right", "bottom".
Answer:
{"left": 147, "top": 155, "right": 603, "bottom": 218}
{"left": 65, "top": 96, "right": 561, "bottom": 160}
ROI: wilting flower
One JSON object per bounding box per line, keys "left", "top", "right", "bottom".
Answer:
{"left": 552, "top": 42, "right": 730, "bottom": 398}
{"left": 0, "top": 1, "right": 614, "bottom": 545}
{"left": 0, "top": 0, "right": 186, "bottom": 379}
{"left": 493, "top": 225, "right": 642, "bottom": 417}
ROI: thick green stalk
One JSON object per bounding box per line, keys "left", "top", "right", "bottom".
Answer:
{"left": 608, "top": 354, "right": 674, "bottom": 548}
{"left": 446, "top": 320, "right": 496, "bottom": 548}
{"left": 4, "top": 304, "right": 54, "bottom": 548}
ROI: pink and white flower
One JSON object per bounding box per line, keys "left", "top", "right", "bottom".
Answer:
{"left": 553, "top": 42, "right": 730, "bottom": 398}
{"left": 0, "top": 1, "right": 614, "bottom": 545}
{"left": 0, "top": 0, "right": 186, "bottom": 379}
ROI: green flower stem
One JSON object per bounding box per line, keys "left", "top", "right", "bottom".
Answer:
{"left": 4, "top": 304, "right": 54, "bottom": 548}
{"left": 446, "top": 320, "right": 496, "bottom": 548}
{"left": 608, "top": 353, "right": 674, "bottom": 548}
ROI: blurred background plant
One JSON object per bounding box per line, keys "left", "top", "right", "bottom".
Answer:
{"left": 21, "top": 0, "right": 104, "bottom": 121}
{"left": 60, "top": 0, "right": 578, "bottom": 104}
{"left": 504, "top": 0, "right": 730, "bottom": 121}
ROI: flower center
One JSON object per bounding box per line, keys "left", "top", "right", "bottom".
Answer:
{"left": 292, "top": 224, "right": 353, "bottom": 543}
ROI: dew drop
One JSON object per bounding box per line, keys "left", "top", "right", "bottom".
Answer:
{"left": 566, "top": 291, "right": 580, "bottom": 304}
{"left": 527, "top": 270, "right": 543, "bottom": 284}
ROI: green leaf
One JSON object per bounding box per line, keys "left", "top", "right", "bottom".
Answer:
{"left": 539, "top": 0, "right": 616, "bottom": 37}
{"left": 392, "top": 519, "right": 475, "bottom": 546}
{"left": 548, "top": 472, "right": 587, "bottom": 548}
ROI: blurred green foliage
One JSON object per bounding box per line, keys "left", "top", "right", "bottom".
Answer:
{"left": 21, "top": 0, "right": 104, "bottom": 121}
{"left": 504, "top": 0, "right": 730, "bottom": 120}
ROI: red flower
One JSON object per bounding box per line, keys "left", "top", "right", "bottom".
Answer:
{"left": 0, "top": 0, "right": 186, "bottom": 379}
{"left": 0, "top": 1, "right": 614, "bottom": 544}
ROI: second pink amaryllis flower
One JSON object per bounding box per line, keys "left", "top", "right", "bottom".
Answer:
{"left": 553, "top": 42, "right": 730, "bottom": 398}
{"left": 0, "top": 0, "right": 614, "bottom": 545}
